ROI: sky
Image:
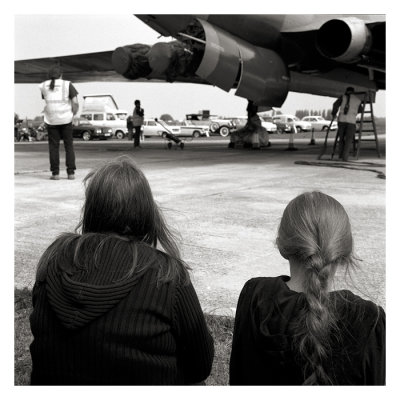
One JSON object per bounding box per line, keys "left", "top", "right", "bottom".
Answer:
{"left": 14, "top": 14, "right": 386, "bottom": 120}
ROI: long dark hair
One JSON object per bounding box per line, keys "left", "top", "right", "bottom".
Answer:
{"left": 37, "top": 157, "right": 189, "bottom": 284}
{"left": 276, "top": 191, "right": 357, "bottom": 385}
{"left": 48, "top": 65, "right": 62, "bottom": 90}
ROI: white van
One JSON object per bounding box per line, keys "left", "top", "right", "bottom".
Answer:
{"left": 79, "top": 94, "right": 128, "bottom": 139}
{"left": 79, "top": 110, "right": 128, "bottom": 139}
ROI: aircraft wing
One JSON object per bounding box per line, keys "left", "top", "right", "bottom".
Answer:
{"left": 15, "top": 51, "right": 118, "bottom": 83}
{"left": 15, "top": 14, "right": 385, "bottom": 107}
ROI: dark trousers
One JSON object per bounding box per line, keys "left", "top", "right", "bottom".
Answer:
{"left": 133, "top": 126, "right": 142, "bottom": 147}
{"left": 127, "top": 127, "right": 134, "bottom": 141}
{"left": 337, "top": 122, "right": 356, "bottom": 161}
{"left": 47, "top": 123, "right": 76, "bottom": 175}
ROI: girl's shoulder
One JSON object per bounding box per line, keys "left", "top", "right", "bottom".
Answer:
{"left": 241, "top": 276, "right": 292, "bottom": 300}
{"left": 333, "top": 290, "right": 385, "bottom": 332}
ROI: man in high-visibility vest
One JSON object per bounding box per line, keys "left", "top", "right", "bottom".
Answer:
{"left": 39, "top": 65, "right": 79, "bottom": 180}
{"left": 332, "top": 87, "right": 363, "bottom": 162}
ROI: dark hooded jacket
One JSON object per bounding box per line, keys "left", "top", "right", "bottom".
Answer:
{"left": 29, "top": 234, "right": 214, "bottom": 385}
{"left": 229, "top": 276, "right": 385, "bottom": 385}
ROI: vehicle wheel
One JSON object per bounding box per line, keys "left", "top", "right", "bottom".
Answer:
{"left": 295, "top": 126, "right": 303, "bottom": 132}
{"left": 162, "top": 132, "right": 167, "bottom": 139}
{"left": 192, "top": 130, "right": 200, "bottom": 138}
{"left": 210, "top": 122, "right": 219, "bottom": 132}
{"left": 115, "top": 130, "right": 124, "bottom": 139}
{"left": 277, "top": 127, "right": 284, "bottom": 134}
{"left": 219, "top": 126, "right": 230, "bottom": 137}
{"left": 82, "top": 131, "right": 91, "bottom": 141}
{"left": 322, "top": 126, "right": 329, "bottom": 131}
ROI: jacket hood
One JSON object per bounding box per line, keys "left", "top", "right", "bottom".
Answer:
{"left": 46, "top": 265, "right": 140, "bottom": 330}
{"left": 43, "top": 235, "right": 157, "bottom": 330}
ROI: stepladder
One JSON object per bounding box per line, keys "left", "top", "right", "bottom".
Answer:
{"left": 353, "top": 91, "right": 381, "bottom": 159}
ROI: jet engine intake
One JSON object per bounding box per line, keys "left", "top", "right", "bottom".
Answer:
{"left": 316, "top": 17, "right": 372, "bottom": 63}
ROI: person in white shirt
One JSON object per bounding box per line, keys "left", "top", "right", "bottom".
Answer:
{"left": 331, "top": 87, "right": 362, "bottom": 162}
{"left": 39, "top": 65, "right": 79, "bottom": 180}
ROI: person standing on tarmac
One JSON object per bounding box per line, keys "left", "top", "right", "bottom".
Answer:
{"left": 132, "top": 99, "right": 144, "bottom": 148}
{"left": 39, "top": 65, "right": 79, "bottom": 180}
{"left": 126, "top": 115, "right": 134, "bottom": 141}
{"left": 331, "top": 87, "right": 363, "bottom": 162}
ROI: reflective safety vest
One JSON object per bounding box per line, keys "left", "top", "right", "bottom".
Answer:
{"left": 39, "top": 79, "right": 73, "bottom": 125}
{"left": 338, "top": 94, "right": 362, "bottom": 124}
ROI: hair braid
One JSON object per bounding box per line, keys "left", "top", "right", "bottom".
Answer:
{"left": 276, "top": 191, "right": 356, "bottom": 385}
{"left": 295, "top": 255, "right": 337, "bottom": 384}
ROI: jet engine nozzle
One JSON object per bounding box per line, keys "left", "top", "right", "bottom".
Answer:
{"left": 316, "top": 17, "right": 372, "bottom": 63}
{"left": 195, "top": 18, "right": 290, "bottom": 107}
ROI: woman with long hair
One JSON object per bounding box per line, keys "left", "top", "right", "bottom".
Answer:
{"left": 30, "top": 157, "right": 214, "bottom": 385}
{"left": 230, "top": 191, "right": 385, "bottom": 385}
{"left": 39, "top": 65, "right": 79, "bottom": 180}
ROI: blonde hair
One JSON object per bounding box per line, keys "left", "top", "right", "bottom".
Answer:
{"left": 276, "top": 191, "right": 357, "bottom": 384}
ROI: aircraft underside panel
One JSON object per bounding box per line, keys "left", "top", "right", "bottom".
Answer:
{"left": 195, "top": 19, "right": 290, "bottom": 107}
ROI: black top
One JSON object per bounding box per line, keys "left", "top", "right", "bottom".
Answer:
{"left": 30, "top": 235, "right": 214, "bottom": 385}
{"left": 230, "top": 276, "right": 385, "bottom": 385}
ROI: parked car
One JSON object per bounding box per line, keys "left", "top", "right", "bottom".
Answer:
{"left": 177, "top": 121, "right": 209, "bottom": 137}
{"left": 142, "top": 119, "right": 181, "bottom": 138}
{"left": 209, "top": 117, "right": 235, "bottom": 137}
{"left": 79, "top": 110, "right": 128, "bottom": 139}
{"left": 231, "top": 117, "right": 247, "bottom": 130}
{"left": 231, "top": 116, "right": 277, "bottom": 133}
{"left": 260, "top": 117, "right": 278, "bottom": 133}
{"left": 185, "top": 113, "right": 234, "bottom": 137}
{"left": 301, "top": 115, "right": 338, "bottom": 131}
{"left": 272, "top": 115, "right": 312, "bottom": 133}
{"left": 72, "top": 117, "right": 113, "bottom": 141}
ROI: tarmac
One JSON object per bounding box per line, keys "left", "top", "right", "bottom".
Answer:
{"left": 14, "top": 135, "right": 386, "bottom": 314}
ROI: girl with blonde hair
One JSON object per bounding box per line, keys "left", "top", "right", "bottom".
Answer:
{"left": 230, "top": 191, "right": 385, "bottom": 385}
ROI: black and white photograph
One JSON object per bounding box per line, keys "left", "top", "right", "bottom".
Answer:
{"left": 9, "top": 1, "right": 395, "bottom": 395}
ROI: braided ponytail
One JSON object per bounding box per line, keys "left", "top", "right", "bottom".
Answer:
{"left": 276, "top": 191, "right": 356, "bottom": 385}
{"left": 295, "top": 255, "right": 337, "bottom": 384}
